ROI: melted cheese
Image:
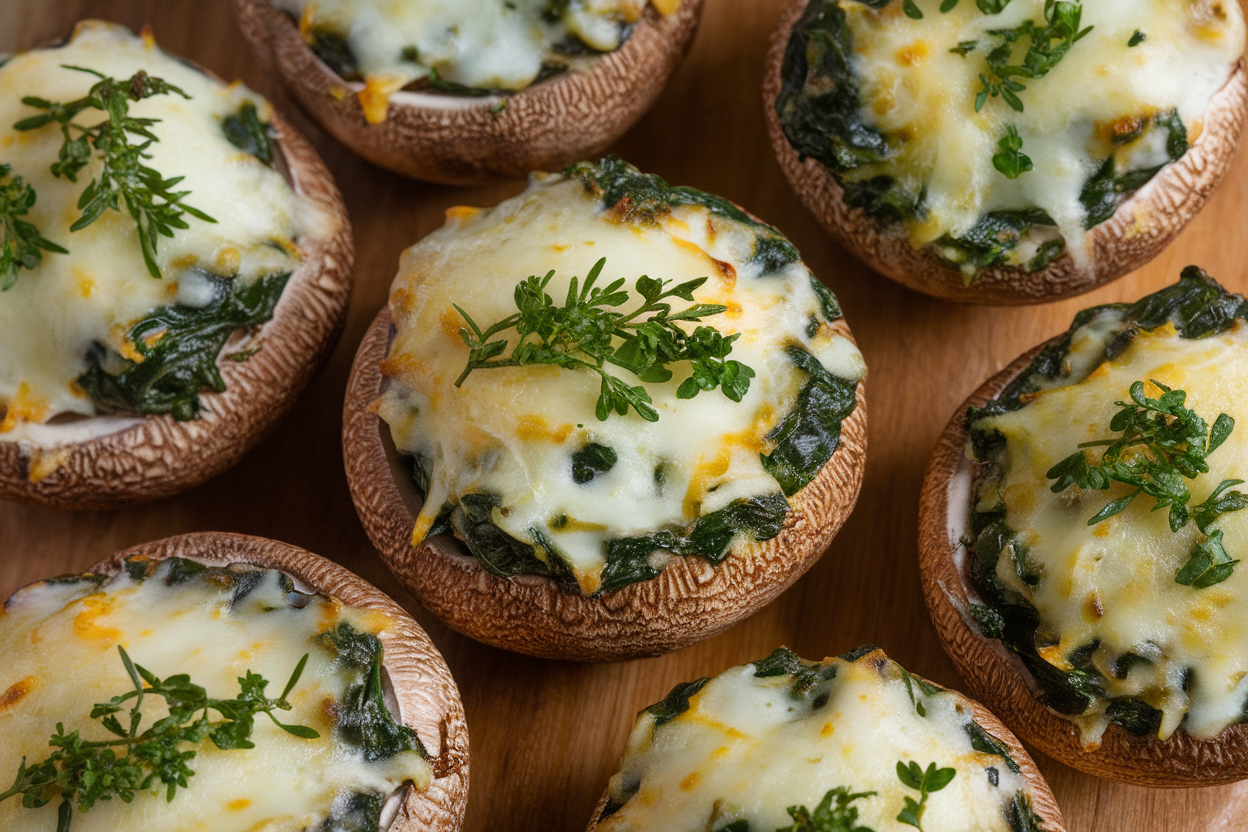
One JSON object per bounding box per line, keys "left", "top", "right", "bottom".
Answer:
{"left": 601, "top": 654, "right": 1029, "bottom": 832}
{"left": 0, "top": 560, "right": 430, "bottom": 831}
{"left": 976, "top": 321, "right": 1248, "bottom": 743}
{"left": 273, "top": 0, "right": 677, "bottom": 113}
{"left": 0, "top": 22, "right": 312, "bottom": 430}
{"left": 839, "top": 0, "right": 1243, "bottom": 268}
{"left": 376, "top": 172, "right": 865, "bottom": 594}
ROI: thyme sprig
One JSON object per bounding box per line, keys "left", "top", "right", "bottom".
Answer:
{"left": 992, "top": 125, "right": 1033, "bottom": 179}
{"left": 0, "top": 163, "right": 66, "bottom": 290}
{"left": 14, "top": 66, "right": 216, "bottom": 279}
{"left": 0, "top": 646, "right": 318, "bottom": 831}
{"left": 776, "top": 786, "right": 877, "bottom": 832}
{"left": 1047, "top": 380, "right": 1247, "bottom": 587}
{"left": 895, "top": 761, "right": 956, "bottom": 832}
{"left": 454, "top": 257, "right": 755, "bottom": 422}
{"left": 975, "top": 2, "right": 1093, "bottom": 112}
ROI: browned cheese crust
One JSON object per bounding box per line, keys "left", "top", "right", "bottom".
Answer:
{"left": 343, "top": 309, "right": 868, "bottom": 662}
{"left": 235, "top": 0, "right": 704, "bottom": 184}
{"left": 762, "top": 0, "right": 1248, "bottom": 306}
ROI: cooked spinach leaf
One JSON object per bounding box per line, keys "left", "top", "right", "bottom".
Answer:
{"left": 762, "top": 346, "right": 859, "bottom": 496}
{"left": 936, "top": 209, "right": 1061, "bottom": 275}
{"left": 1080, "top": 109, "right": 1186, "bottom": 228}
{"left": 565, "top": 157, "right": 800, "bottom": 275}
{"left": 752, "top": 646, "right": 838, "bottom": 700}
{"left": 644, "top": 677, "right": 710, "bottom": 727}
{"left": 320, "top": 622, "right": 428, "bottom": 762}
{"left": 76, "top": 271, "right": 288, "bottom": 421}
{"left": 307, "top": 28, "right": 361, "bottom": 81}
{"left": 571, "top": 442, "right": 618, "bottom": 484}
{"left": 452, "top": 492, "right": 577, "bottom": 587}
{"left": 222, "top": 101, "right": 274, "bottom": 167}
{"left": 319, "top": 791, "right": 385, "bottom": 832}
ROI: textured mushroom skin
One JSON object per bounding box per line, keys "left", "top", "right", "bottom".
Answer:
{"left": 74, "top": 532, "right": 470, "bottom": 832}
{"left": 344, "top": 309, "right": 868, "bottom": 662}
{"left": 919, "top": 346, "right": 1248, "bottom": 786}
{"left": 582, "top": 648, "right": 1067, "bottom": 832}
{"left": 235, "top": 0, "right": 704, "bottom": 185}
{"left": 762, "top": 0, "right": 1248, "bottom": 306}
{"left": 0, "top": 109, "right": 353, "bottom": 510}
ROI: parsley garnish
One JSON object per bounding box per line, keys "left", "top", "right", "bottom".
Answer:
{"left": 975, "top": 2, "right": 1093, "bottom": 113}
{"left": 895, "top": 761, "right": 956, "bottom": 831}
{"left": 453, "top": 257, "right": 755, "bottom": 423}
{"left": 903, "top": 0, "right": 924, "bottom": 19}
{"left": 0, "top": 646, "right": 318, "bottom": 831}
{"left": 1046, "top": 380, "right": 1247, "bottom": 586}
{"left": 0, "top": 163, "right": 66, "bottom": 290}
{"left": 776, "top": 786, "right": 877, "bottom": 832}
{"left": 991, "top": 125, "right": 1033, "bottom": 178}
{"left": 1128, "top": 29, "right": 1146, "bottom": 47}
{"left": 14, "top": 66, "right": 216, "bottom": 279}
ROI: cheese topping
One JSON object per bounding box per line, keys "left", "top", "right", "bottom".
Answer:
{"left": 969, "top": 277, "right": 1248, "bottom": 744}
{"left": 600, "top": 650, "right": 1038, "bottom": 832}
{"left": 273, "top": 0, "right": 682, "bottom": 120}
{"left": 376, "top": 166, "right": 865, "bottom": 594}
{"left": 779, "top": 0, "right": 1244, "bottom": 273}
{"left": 0, "top": 22, "right": 312, "bottom": 432}
{"left": 0, "top": 558, "right": 431, "bottom": 831}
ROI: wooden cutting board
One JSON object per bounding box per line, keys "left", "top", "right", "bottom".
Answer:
{"left": 3, "top": 2, "right": 1247, "bottom": 830}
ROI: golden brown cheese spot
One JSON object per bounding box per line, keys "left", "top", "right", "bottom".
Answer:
{"left": 0, "top": 676, "right": 39, "bottom": 713}
{"left": 359, "top": 75, "right": 405, "bottom": 125}
{"left": 516, "top": 414, "right": 574, "bottom": 443}
{"left": 227, "top": 798, "right": 252, "bottom": 812}
{"left": 445, "top": 205, "right": 482, "bottom": 223}
{"left": 0, "top": 383, "right": 49, "bottom": 432}
{"left": 652, "top": 0, "right": 682, "bottom": 13}
{"left": 73, "top": 594, "right": 123, "bottom": 643}
{"left": 896, "top": 40, "right": 930, "bottom": 66}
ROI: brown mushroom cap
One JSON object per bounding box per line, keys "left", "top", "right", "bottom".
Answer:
{"left": 762, "top": 0, "right": 1248, "bottom": 306}
{"left": 343, "top": 308, "right": 868, "bottom": 662}
{"left": 0, "top": 105, "right": 354, "bottom": 510}
{"left": 235, "top": 0, "right": 704, "bottom": 185}
{"left": 582, "top": 648, "right": 1067, "bottom": 832}
{"left": 72, "top": 531, "right": 469, "bottom": 832}
{"left": 919, "top": 344, "right": 1248, "bottom": 786}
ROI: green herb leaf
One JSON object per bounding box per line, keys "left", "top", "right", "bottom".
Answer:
{"left": 643, "top": 678, "right": 710, "bottom": 728}
{"left": 974, "top": 2, "right": 1092, "bottom": 113}
{"left": 941, "top": 0, "right": 960, "bottom": 11}
{"left": 0, "top": 163, "right": 67, "bottom": 290}
{"left": 992, "top": 125, "right": 1033, "bottom": 179}
{"left": 453, "top": 258, "right": 754, "bottom": 422}
{"left": 221, "top": 101, "right": 274, "bottom": 167}
{"left": 894, "top": 761, "right": 956, "bottom": 831}
{"left": 950, "top": 40, "right": 977, "bottom": 56}
{"left": 775, "top": 786, "right": 877, "bottom": 832}
{"left": 1128, "top": 29, "right": 1146, "bottom": 47}
{"left": 1176, "top": 529, "right": 1241, "bottom": 588}
{"left": 903, "top": 0, "right": 924, "bottom": 19}
{"left": 0, "top": 646, "right": 317, "bottom": 826}
{"left": 15, "top": 66, "right": 217, "bottom": 279}
{"left": 76, "top": 271, "right": 289, "bottom": 420}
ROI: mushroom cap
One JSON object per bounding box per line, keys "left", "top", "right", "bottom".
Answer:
{"left": 235, "top": 0, "right": 704, "bottom": 185}
{"left": 582, "top": 648, "right": 1067, "bottom": 832}
{"left": 762, "top": 0, "right": 1248, "bottom": 306}
{"left": 919, "top": 344, "right": 1248, "bottom": 786}
{"left": 0, "top": 106, "right": 354, "bottom": 510}
{"left": 76, "top": 531, "right": 470, "bottom": 832}
{"left": 343, "top": 308, "right": 868, "bottom": 662}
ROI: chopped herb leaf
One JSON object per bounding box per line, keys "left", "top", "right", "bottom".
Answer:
{"left": 895, "top": 761, "right": 955, "bottom": 831}
{"left": 992, "top": 125, "right": 1033, "bottom": 179}
{"left": 571, "top": 442, "right": 618, "bottom": 484}
{"left": 643, "top": 677, "right": 709, "bottom": 727}
{"left": 1128, "top": 30, "right": 1146, "bottom": 47}
{"left": 0, "top": 163, "right": 66, "bottom": 290}
{"left": 221, "top": 101, "right": 274, "bottom": 167}
{"left": 903, "top": 0, "right": 924, "bottom": 19}
{"left": 974, "top": 2, "right": 1092, "bottom": 113}
{"left": 776, "top": 786, "right": 877, "bottom": 832}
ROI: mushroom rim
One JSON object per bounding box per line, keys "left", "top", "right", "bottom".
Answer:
{"left": 0, "top": 57, "right": 354, "bottom": 509}
{"left": 918, "top": 340, "right": 1248, "bottom": 787}
{"left": 582, "top": 648, "right": 1067, "bottom": 832}
{"left": 343, "top": 307, "right": 868, "bottom": 662}
{"left": 762, "top": 0, "right": 1248, "bottom": 306}
{"left": 54, "top": 531, "right": 471, "bottom": 832}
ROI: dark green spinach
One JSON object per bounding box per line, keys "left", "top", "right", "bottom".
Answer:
{"left": 222, "top": 101, "right": 275, "bottom": 167}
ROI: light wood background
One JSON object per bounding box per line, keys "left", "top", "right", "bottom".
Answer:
{"left": 3, "top": 2, "right": 1248, "bottom": 830}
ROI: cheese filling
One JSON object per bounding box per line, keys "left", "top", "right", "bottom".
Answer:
{"left": 273, "top": 0, "right": 682, "bottom": 120}
{"left": 375, "top": 162, "right": 865, "bottom": 595}
{"left": 968, "top": 274, "right": 1248, "bottom": 744}
{"left": 777, "top": 0, "right": 1244, "bottom": 275}
{"left": 0, "top": 557, "right": 431, "bottom": 832}
{"left": 599, "top": 649, "right": 1042, "bottom": 832}
{"left": 0, "top": 22, "right": 314, "bottom": 433}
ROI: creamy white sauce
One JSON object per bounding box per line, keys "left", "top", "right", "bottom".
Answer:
{"left": 0, "top": 559, "right": 430, "bottom": 831}
{"left": 838, "top": 0, "right": 1244, "bottom": 269}
{"left": 273, "top": 0, "right": 665, "bottom": 93}
{"left": 376, "top": 171, "right": 865, "bottom": 594}
{"left": 0, "top": 22, "right": 307, "bottom": 432}
{"left": 975, "top": 320, "right": 1248, "bottom": 743}
{"left": 601, "top": 653, "right": 1031, "bottom": 832}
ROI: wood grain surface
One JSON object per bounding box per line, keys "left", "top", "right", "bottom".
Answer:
{"left": 2, "top": 2, "right": 1248, "bottom": 830}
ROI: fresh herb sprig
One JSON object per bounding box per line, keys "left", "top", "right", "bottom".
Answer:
{"left": 975, "top": 2, "right": 1093, "bottom": 113}
{"left": 992, "top": 125, "right": 1033, "bottom": 179}
{"left": 454, "top": 257, "right": 755, "bottom": 422}
{"left": 0, "top": 646, "right": 318, "bottom": 831}
{"left": 895, "top": 761, "right": 956, "bottom": 831}
{"left": 14, "top": 66, "right": 216, "bottom": 279}
{"left": 0, "top": 163, "right": 66, "bottom": 290}
{"left": 1046, "top": 380, "right": 1247, "bottom": 587}
{"left": 776, "top": 786, "right": 877, "bottom": 832}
